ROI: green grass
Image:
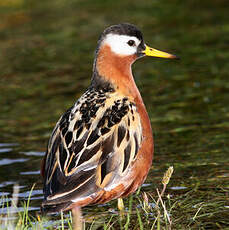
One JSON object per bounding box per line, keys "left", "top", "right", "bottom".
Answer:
{"left": 0, "top": 168, "right": 175, "bottom": 230}
{"left": 0, "top": 167, "right": 228, "bottom": 229}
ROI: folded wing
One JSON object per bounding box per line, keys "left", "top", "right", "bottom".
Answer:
{"left": 42, "top": 88, "right": 142, "bottom": 211}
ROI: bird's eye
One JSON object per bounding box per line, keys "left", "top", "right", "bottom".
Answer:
{"left": 127, "top": 40, "right": 135, "bottom": 47}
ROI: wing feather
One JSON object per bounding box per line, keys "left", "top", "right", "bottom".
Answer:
{"left": 43, "top": 88, "right": 142, "bottom": 204}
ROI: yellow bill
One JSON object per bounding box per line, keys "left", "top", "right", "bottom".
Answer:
{"left": 143, "top": 45, "right": 178, "bottom": 59}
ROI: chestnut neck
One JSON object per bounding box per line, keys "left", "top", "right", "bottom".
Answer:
{"left": 91, "top": 44, "right": 142, "bottom": 101}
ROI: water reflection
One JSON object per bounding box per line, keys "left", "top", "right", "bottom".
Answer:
{"left": 170, "top": 186, "right": 187, "bottom": 190}
{"left": 0, "top": 144, "right": 43, "bottom": 214}
{"left": 21, "top": 152, "right": 45, "bottom": 157}
{"left": 20, "top": 171, "right": 40, "bottom": 175}
{"left": 0, "top": 158, "right": 28, "bottom": 166}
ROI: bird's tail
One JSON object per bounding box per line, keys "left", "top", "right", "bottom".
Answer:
{"left": 41, "top": 200, "right": 72, "bottom": 214}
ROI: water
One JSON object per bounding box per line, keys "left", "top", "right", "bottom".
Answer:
{"left": 0, "top": 0, "right": 228, "bottom": 228}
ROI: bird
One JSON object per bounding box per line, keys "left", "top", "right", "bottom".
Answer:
{"left": 41, "top": 23, "right": 177, "bottom": 213}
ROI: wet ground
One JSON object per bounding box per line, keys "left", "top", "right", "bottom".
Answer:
{"left": 0, "top": 0, "right": 228, "bottom": 229}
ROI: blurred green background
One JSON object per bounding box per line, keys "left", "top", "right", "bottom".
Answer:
{"left": 0, "top": 0, "right": 228, "bottom": 229}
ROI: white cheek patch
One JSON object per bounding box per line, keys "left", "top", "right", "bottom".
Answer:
{"left": 104, "top": 34, "right": 141, "bottom": 56}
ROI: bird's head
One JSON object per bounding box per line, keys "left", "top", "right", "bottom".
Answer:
{"left": 92, "top": 23, "right": 178, "bottom": 94}
{"left": 96, "top": 23, "right": 178, "bottom": 62}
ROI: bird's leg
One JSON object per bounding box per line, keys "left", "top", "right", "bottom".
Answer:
{"left": 117, "top": 198, "right": 124, "bottom": 211}
{"left": 72, "top": 206, "right": 83, "bottom": 230}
